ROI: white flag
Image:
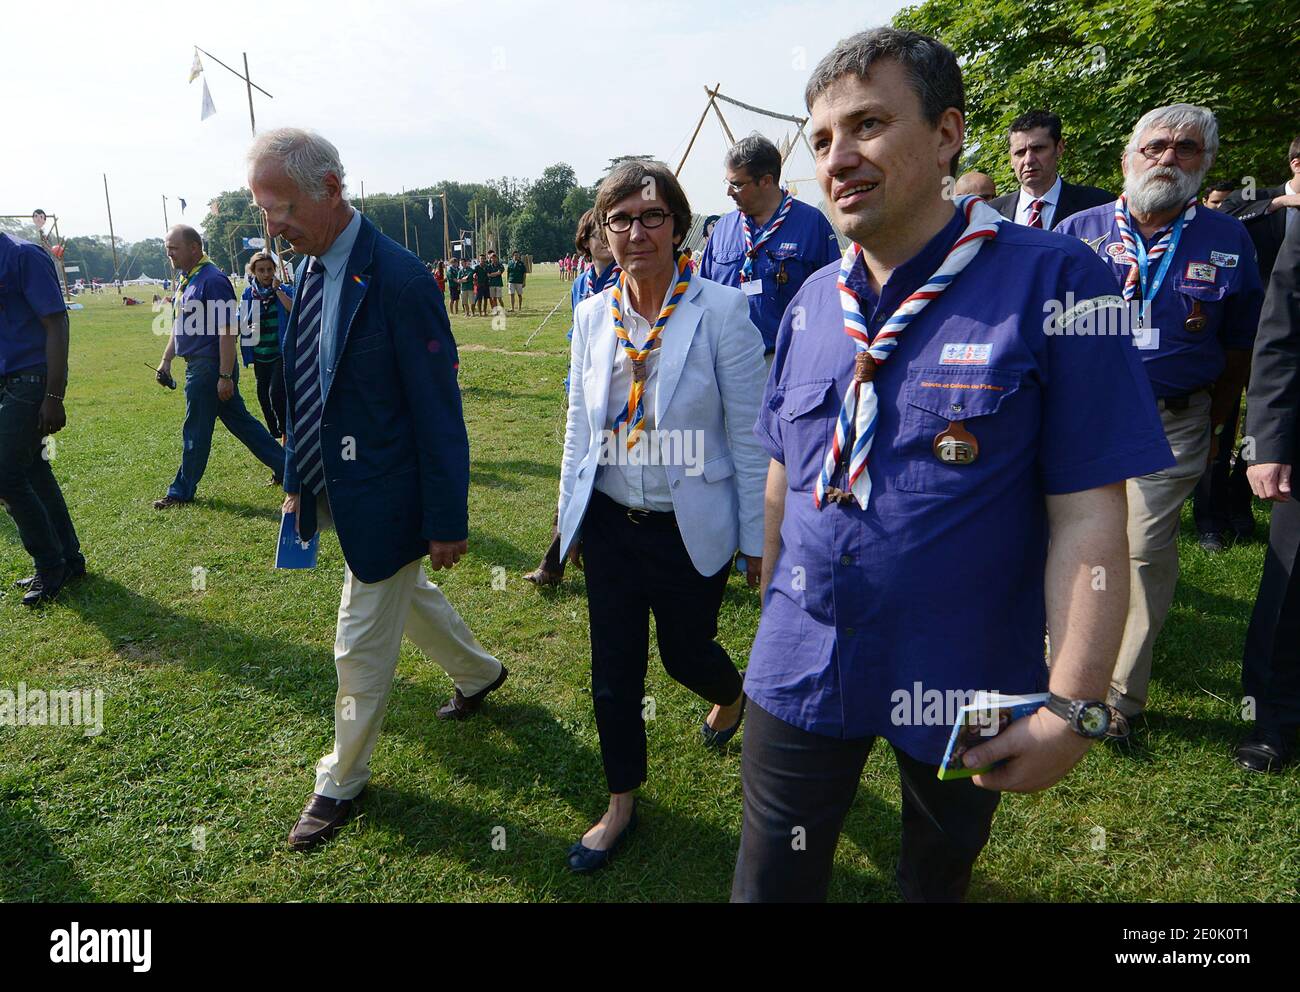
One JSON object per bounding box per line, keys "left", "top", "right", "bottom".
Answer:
{"left": 189, "top": 50, "right": 203, "bottom": 83}
{"left": 428, "top": 197, "right": 434, "bottom": 220}
{"left": 200, "top": 79, "right": 217, "bottom": 121}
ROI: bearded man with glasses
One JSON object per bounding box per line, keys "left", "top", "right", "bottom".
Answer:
{"left": 1058, "top": 104, "right": 1264, "bottom": 742}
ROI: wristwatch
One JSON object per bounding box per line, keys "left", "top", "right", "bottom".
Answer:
{"left": 218, "top": 372, "right": 233, "bottom": 381}
{"left": 1045, "top": 693, "right": 1111, "bottom": 739}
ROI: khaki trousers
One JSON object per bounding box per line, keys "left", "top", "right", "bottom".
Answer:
{"left": 313, "top": 556, "right": 502, "bottom": 799}
{"left": 1110, "top": 392, "right": 1211, "bottom": 717}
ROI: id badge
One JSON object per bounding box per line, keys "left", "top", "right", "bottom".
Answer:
{"left": 1132, "top": 321, "right": 1160, "bottom": 351}
{"left": 742, "top": 279, "right": 764, "bottom": 297}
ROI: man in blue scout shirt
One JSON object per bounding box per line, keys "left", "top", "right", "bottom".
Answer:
{"left": 152, "top": 226, "right": 286, "bottom": 509}
{"left": 1057, "top": 105, "right": 1264, "bottom": 741}
{"left": 0, "top": 232, "right": 83, "bottom": 606}
{"left": 699, "top": 134, "right": 840, "bottom": 365}
{"left": 730, "top": 28, "right": 1174, "bottom": 904}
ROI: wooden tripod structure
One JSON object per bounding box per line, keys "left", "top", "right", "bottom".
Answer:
{"left": 675, "top": 84, "right": 818, "bottom": 180}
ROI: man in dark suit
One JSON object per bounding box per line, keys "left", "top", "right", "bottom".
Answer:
{"left": 1193, "top": 137, "right": 1300, "bottom": 549}
{"left": 247, "top": 128, "right": 508, "bottom": 848}
{"left": 1240, "top": 216, "right": 1300, "bottom": 772}
{"left": 988, "top": 109, "right": 1113, "bottom": 230}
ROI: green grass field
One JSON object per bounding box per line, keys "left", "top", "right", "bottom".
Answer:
{"left": 1, "top": 270, "right": 1295, "bottom": 903}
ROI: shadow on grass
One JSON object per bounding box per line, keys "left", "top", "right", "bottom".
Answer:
{"left": 0, "top": 801, "right": 98, "bottom": 901}
{"left": 202, "top": 496, "right": 283, "bottom": 523}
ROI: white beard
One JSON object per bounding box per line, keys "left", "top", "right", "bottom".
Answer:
{"left": 1125, "top": 163, "right": 1204, "bottom": 215}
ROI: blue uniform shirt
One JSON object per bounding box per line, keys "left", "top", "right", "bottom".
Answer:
{"left": 700, "top": 198, "right": 840, "bottom": 351}
{"left": 173, "top": 261, "right": 237, "bottom": 360}
{"left": 0, "top": 233, "right": 65, "bottom": 375}
{"left": 1055, "top": 202, "right": 1263, "bottom": 397}
{"left": 746, "top": 206, "right": 1174, "bottom": 763}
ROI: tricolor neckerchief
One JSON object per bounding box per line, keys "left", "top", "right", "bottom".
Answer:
{"left": 1114, "top": 193, "right": 1196, "bottom": 302}
{"left": 584, "top": 263, "right": 621, "bottom": 300}
{"left": 609, "top": 254, "right": 691, "bottom": 449}
{"left": 815, "top": 195, "right": 1002, "bottom": 511}
{"left": 741, "top": 190, "right": 793, "bottom": 281}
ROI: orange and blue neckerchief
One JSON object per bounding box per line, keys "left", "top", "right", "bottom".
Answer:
{"left": 609, "top": 253, "right": 691, "bottom": 449}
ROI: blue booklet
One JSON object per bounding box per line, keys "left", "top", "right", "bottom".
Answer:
{"left": 937, "top": 691, "right": 1049, "bottom": 780}
{"left": 275, "top": 511, "right": 319, "bottom": 569}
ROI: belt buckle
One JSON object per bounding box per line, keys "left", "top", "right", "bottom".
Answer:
{"left": 626, "top": 508, "right": 649, "bottom": 525}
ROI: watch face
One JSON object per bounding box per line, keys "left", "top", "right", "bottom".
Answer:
{"left": 1079, "top": 703, "right": 1110, "bottom": 736}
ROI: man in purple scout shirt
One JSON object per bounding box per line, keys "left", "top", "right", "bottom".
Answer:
{"left": 731, "top": 27, "right": 1174, "bottom": 903}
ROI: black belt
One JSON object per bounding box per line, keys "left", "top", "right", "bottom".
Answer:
{"left": 1, "top": 371, "right": 46, "bottom": 385}
{"left": 1158, "top": 389, "right": 1210, "bottom": 412}
{"left": 592, "top": 489, "right": 676, "bottom": 526}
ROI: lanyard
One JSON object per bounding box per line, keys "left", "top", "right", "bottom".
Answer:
{"left": 1130, "top": 209, "right": 1185, "bottom": 302}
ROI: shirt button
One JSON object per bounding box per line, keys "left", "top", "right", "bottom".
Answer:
{"left": 950, "top": 403, "right": 964, "bottom": 413}
{"left": 839, "top": 554, "right": 852, "bottom": 566}
{"left": 672, "top": 480, "right": 681, "bottom": 489}
{"left": 844, "top": 627, "right": 856, "bottom": 637}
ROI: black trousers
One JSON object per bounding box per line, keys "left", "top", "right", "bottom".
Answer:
{"left": 582, "top": 490, "right": 742, "bottom": 794}
{"left": 731, "top": 699, "right": 1002, "bottom": 903}
{"left": 252, "top": 358, "right": 286, "bottom": 439}
{"left": 1192, "top": 389, "right": 1252, "bottom": 535}
{"left": 1242, "top": 496, "right": 1300, "bottom": 735}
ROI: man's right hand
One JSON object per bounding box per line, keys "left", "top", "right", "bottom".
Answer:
{"left": 567, "top": 540, "right": 583, "bottom": 570}
{"left": 157, "top": 358, "right": 172, "bottom": 384}
{"left": 283, "top": 493, "right": 300, "bottom": 534}
{"left": 1247, "top": 463, "right": 1292, "bottom": 502}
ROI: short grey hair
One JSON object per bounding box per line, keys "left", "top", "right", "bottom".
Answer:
{"left": 1126, "top": 104, "right": 1219, "bottom": 165}
{"left": 247, "top": 127, "right": 348, "bottom": 201}
{"left": 724, "top": 134, "right": 782, "bottom": 183}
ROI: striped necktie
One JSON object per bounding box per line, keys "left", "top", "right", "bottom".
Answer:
{"left": 1027, "top": 198, "right": 1045, "bottom": 228}
{"left": 293, "top": 258, "right": 327, "bottom": 496}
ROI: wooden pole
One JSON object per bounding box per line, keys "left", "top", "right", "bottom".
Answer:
{"left": 413, "top": 224, "right": 420, "bottom": 259}
{"left": 441, "top": 192, "right": 449, "bottom": 261}
{"left": 50, "top": 217, "right": 69, "bottom": 300}
{"left": 103, "top": 174, "right": 121, "bottom": 295}
{"left": 360, "top": 180, "right": 366, "bottom": 215}
{"left": 162, "top": 194, "right": 170, "bottom": 235}
{"left": 710, "top": 97, "right": 736, "bottom": 146}
{"left": 402, "top": 187, "right": 409, "bottom": 249}
{"left": 677, "top": 84, "right": 722, "bottom": 177}
{"left": 242, "top": 53, "right": 256, "bottom": 135}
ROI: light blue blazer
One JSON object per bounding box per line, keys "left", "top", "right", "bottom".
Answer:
{"left": 558, "top": 274, "right": 769, "bottom": 576}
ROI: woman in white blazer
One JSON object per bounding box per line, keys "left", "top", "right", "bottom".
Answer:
{"left": 556, "top": 159, "right": 769, "bottom": 873}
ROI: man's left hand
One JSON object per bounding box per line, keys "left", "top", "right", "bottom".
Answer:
{"left": 37, "top": 396, "right": 66, "bottom": 435}
{"left": 962, "top": 708, "right": 1093, "bottom": 793}
{"left": 217, "top": 377, "right": 234, "bottom": 402}
{"left": 428, "top": 539, "right": 468, "bottom": 570}
{"left": 743, "top": 555, "right": 763, "bottom": 590}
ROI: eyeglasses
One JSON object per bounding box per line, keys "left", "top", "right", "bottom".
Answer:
{"left": 1136, "top": 139, "right": 1204, "bottom": 162}
{"left": 604, "top": 209, "right": 670, "bottom": 233}
{"left": 725, "top": 178, "right": 755, "bottom": 195}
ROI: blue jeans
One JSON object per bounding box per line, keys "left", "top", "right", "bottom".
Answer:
{"left": 168, "top": 356, "right": 285, "bottom": 502}
{"left": 0, "top": 372, "right": 82, "bottom": 573}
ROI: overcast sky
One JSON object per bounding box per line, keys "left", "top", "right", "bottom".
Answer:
{"left": 5, "top": 0, "right": 907, "bottom": 243}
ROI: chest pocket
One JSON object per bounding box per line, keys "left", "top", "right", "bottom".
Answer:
{"left": 776, "top": 378, "right": 837, "bottom": 493}
{"left": 1172, "top": 277, "right": 1227, "bottom": 336}
{"left": 710, "top": 248, "right": 743, "bottom": 270}
{"left": 342, "top": 328, "right": 395, "bottom": 387}
{"left": 897, "top": 367, "right": 1029, "bottom": 495}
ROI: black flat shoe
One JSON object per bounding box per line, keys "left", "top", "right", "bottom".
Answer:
{"left": 15, "top": 558, "right": 85, "bottom": 589}
{"left": 701, "top": 695, "right": 746, "bottom": 750}
{"left": 567, "top": 801, "right": 638, "bottom": 874}
{"left": 1235, "top": 731, "right": 1291, "bottom": 773}
{"left": 20, "top": 568, "right": 67, "bottom": 607}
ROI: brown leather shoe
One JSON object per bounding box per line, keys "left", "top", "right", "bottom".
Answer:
{"left": 437, "top": 665, "right": 509, "bottom": 721}
{"left": 287, "top": 793, "right": 356, "bottom": 850}
{"left": 153, "top": 495, "right": 186, "bottom": 510}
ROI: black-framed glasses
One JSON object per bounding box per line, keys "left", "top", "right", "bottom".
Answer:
{"left": 1137, "top": 139, "right": 1204, "bottom": 162}
{"left": 604, "top": 209, "right": 670, "bottom": 233}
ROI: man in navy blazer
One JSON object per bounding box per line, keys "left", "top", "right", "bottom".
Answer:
{"left": 248, "top": 129, "right": 507, "bottom": 850}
